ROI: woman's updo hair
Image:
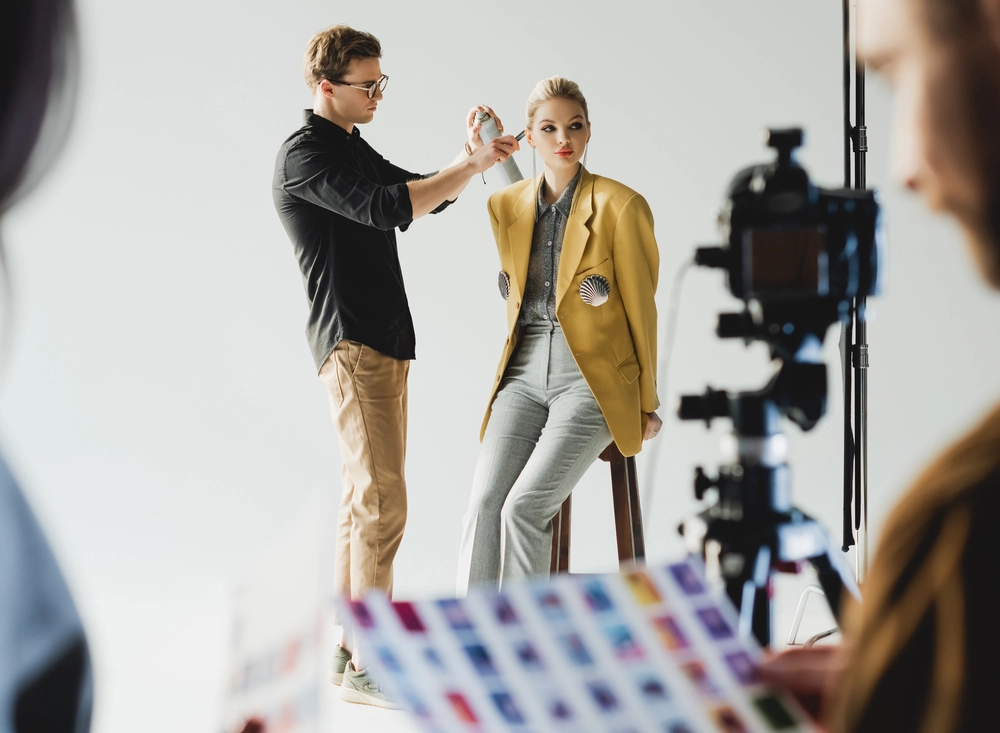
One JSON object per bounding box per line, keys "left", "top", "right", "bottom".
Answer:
{"left": 525, "top": 76, "right": 589, "bottom": 130}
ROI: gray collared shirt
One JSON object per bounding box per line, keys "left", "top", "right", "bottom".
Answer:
{"left": 518, "top": 168, "right": 583, "bottom": 325}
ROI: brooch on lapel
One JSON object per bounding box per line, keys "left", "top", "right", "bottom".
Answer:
{"left": 498, "top": 271, "right": 511, "bottom": 300}
{"left": 579, "top": 274, "right": 610, "bottom": 306}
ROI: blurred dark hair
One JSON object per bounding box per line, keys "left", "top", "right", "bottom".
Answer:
{"left": 0, "top": 0, "right": 77, "bottom": 366}
{"left": 0, "top": 0, "right": 78, "bottom": 214}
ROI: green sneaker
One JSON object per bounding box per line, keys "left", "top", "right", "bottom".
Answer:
{"left": 329, "top": 645, "right": 352, "bottom": 686}
{"left": 340, "top": 662, "right": 401, "bottom": 709}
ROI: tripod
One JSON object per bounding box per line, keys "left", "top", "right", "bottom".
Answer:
{"left": 678, "top": 307, "right": 862, "bottom": 648}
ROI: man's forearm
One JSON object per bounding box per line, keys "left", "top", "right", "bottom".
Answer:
{"left": 407, "top": 154, "right": 477, "bottom": 219}
{"left": 443, "top": 149, "right": 477, "bottom": 200}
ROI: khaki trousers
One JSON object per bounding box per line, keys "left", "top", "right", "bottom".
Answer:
{"left": 319, "top": 340, "right": 409, "bottom": 618}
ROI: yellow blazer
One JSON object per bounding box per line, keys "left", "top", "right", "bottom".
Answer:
{"left": 481, "top": 168, "right": 659, "bottom": 457}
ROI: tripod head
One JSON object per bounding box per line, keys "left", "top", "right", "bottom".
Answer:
{"left": 679, "top": 298, "right": 846, "bottom": 434}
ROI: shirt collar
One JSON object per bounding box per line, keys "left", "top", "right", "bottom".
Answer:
{"left": 304, "top": 109, "right": 361, "bottom": 144}
{"left": 537, "top": 166, "right": 583, "bottom": 218}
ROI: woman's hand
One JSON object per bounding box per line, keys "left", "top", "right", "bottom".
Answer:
{"left": 466, "top": 105, "right": 505, "bottom": 152}
{"left": 643, "top": 411, "right": 662, "bottom": 441}
{"left": 759, "top": 645, "right": 846, "bottom": 723}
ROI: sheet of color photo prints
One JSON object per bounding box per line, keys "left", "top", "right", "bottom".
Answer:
{"left": 339, "top": 556, "right": 817, "bottom": 733}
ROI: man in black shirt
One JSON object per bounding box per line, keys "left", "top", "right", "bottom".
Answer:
{"left": 272, "top": 24, "right": 517, "bottom": 707}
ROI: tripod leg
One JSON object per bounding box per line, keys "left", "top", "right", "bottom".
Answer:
{"left": 731, "top": 545, "right": 773, "bottom": 647}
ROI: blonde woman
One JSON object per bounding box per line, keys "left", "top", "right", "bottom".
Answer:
{"left": 457, "top": 77, "right": 662, "bottom": 592}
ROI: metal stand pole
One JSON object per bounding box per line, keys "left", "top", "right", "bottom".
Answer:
{"left": 840, "top": 0, "right": 870, "bottom": 582}
{"left": 852, "top": 6, "right": 870, "bottom": 583}
{"left": 854, "top": 301, "right": 869, "bottom": 582}
{"left": 840, "top": 0, "right": 857, "bottom": 560}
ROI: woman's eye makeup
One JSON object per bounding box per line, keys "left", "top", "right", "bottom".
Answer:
{"left": 541, "top": 123, "right": 584, "bottom": 133}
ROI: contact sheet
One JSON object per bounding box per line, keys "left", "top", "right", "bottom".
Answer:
{"left": 339, "top": 557, "right": 817, "bottom": 732}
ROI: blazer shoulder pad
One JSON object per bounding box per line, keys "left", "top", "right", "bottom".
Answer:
{"left": 590, "top": 173, "right": 641, "bottom": 202}
{"left": 590, "top": 174, "right": 651, "bottom": 219}
{"left": 490, "top": 178, "right": 534, "bottom": 207}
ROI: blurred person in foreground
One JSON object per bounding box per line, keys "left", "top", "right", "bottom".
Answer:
{"left": 0, "top": 0, "right": 93, "bottom": 730}
{"left": 762, "top": 0, "right": 1000, "bottom": 730}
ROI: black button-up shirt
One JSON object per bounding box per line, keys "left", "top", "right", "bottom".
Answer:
{"left": 272, "top": 110, "right": 450, "bottom": 370}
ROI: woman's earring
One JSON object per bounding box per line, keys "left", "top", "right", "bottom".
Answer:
{"left": 583, "top": 143, "right": 589, "bottom": 170}
{"left": 532, "top": 148, "right": 540, "bottom": 222}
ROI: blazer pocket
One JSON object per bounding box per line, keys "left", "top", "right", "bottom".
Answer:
{"left": 575, "top": 257, "right": 611, "bottom": 281}
{"left": 618, "top": 351, "right": 640, "bottom": 384}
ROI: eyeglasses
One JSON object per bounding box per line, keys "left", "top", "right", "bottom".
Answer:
{"left": 328, "top": 74, "right": 389, "bottom": 99}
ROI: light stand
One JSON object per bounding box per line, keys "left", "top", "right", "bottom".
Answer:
{"left": 839, "top": 0, "right": 871, "bottom": 581}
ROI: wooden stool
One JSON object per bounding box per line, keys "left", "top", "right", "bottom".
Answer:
{"left": 549, "top": 442, "right": 646, "bottom": 573}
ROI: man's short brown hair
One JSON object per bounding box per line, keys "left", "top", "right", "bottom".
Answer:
{"left": 303, "top": 25, "right": 381, "bottom": 90}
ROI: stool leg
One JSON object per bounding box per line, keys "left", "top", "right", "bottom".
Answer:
{"left": 550, "top": 495, "right": 572, "bottom": 574}
{"left": 626, "top": 456, "right": 645, "bottom": 561}
{"left": 549, "top": 509, "right": 560, "bottom": 573}
{"left": 610, "top": 445, "right": 634, "bottom": 564}
{"left": 610, "top": 445, "right": 646, "bottom": 566}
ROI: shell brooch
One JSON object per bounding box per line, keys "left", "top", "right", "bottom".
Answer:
{"left": 579, "top": 274, "right": 610, "bottom": 306}
{"left": 498, "top": 271, "right": 511, "bottom": 300}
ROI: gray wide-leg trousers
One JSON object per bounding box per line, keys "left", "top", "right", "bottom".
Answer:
{"left": 457, "top": 322, "right": 613, "bottom": 593}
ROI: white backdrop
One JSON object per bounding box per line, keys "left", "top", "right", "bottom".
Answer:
{"left": 3, "top": 1, "right": 1000, "bottom": 731}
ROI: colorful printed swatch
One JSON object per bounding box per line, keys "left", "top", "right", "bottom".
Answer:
{"left": 623, "top": 570, "right": 664, "bottom": 606}
{"left": 337, "top": 556, "right": 817, "bottom": 733}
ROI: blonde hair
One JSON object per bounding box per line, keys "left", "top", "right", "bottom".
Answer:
{"left": 525, "top": 76, "right": 589, "bottom": 130}
{"left": 302, "top": 25, "right": 381, "bottom": 90}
